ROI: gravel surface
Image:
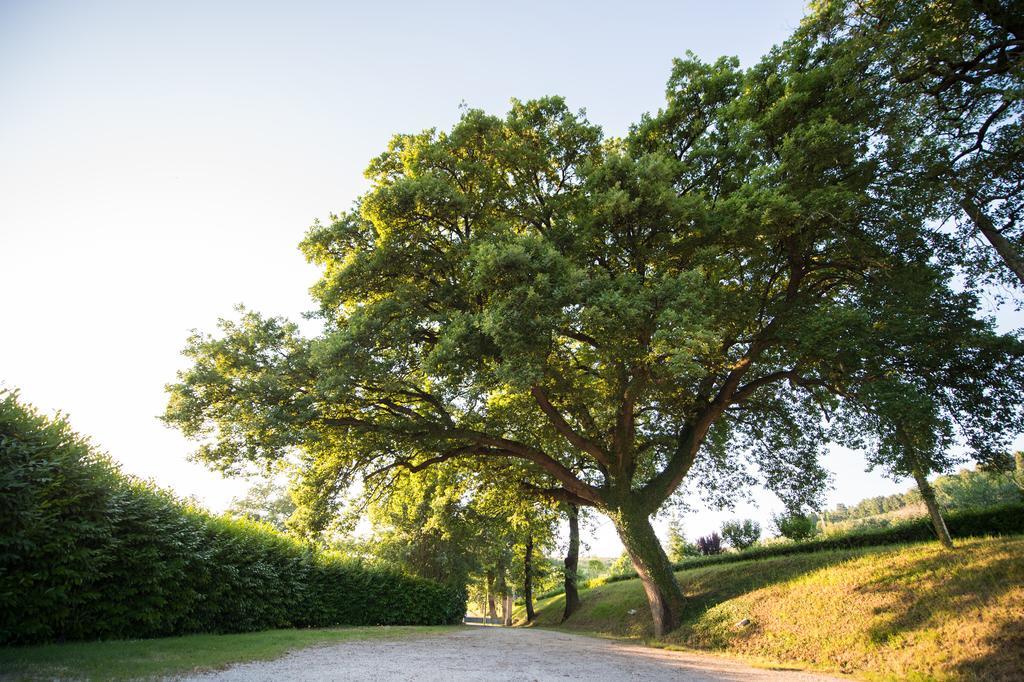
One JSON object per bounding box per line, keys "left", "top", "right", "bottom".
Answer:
{"left": 183, "top": 626, "right": 843, "bottom": 681}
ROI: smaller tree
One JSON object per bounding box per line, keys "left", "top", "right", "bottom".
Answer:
{"left": 562, "top": 503, "right": 582, "bottom": 622}
{"left": 666, "top": 520, "right": 698, "bottom": 563}
{"left": 696, "top": 532, "right": 723, "bottom": 556}
{"left": 586, "top": 558, "right": 607, "bottom": 577}
{"left": 227, "top": 480, "right": 296, "bottom": 532}
{"left": 773, "top": 511, "right": 817, "bottom": 542}
{"left": 721, "top": 519, "right": 761, "bottom": 550}
{"left": 1014, "top": 453, "right": 1024, "bottom": 494}
{"left": 609, "top": 551, "right": 633, "bottom": 576}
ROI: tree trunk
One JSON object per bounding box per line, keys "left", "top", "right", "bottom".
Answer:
{"left": 496, "top": 559, "right": 509, "bottom": 626}
{"left": 524, "top": 534, "right": 535, "bottom": 623}
{"left": 562, "top": 504, "right": 581, "bottom": 622}
{"left": 612, "top": 505, "right": 686, "bottom": 637}
{"left": 504, "top": 593, "right": 513, "bottom": 626}
{"left": 961, "top": 197, "right": 1024, "bottom": 287}
{"left": 486, "top": 570, "right": 497, "bottom": 622}
{"left": 912, "top": 466, "right": 954, "bottom": 549}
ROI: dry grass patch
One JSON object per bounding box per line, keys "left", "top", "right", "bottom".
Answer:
{"left": 528, "top": 537, "right": 1024, "bottom": 681}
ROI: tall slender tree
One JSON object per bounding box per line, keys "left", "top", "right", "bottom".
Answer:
{"left": 523, "top": 532, "right": 535, "bottom": 623}
{"left": 561, "top": 503, "right": 581, "bottom": 622}
{"left": 816, "top": 262, "right": 1024, "bottom": 549}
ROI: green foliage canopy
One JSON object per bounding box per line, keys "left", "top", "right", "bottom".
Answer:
{"left": 165, "top": 45, "right": 1024, "bottom": 634}
{"left": 745, "top": 0, "right": 1024, "bottom": 493}
{"left": 803, "top": 0, "right": 1024, "bottom": 289}
{"left": 166, "top": 87, "right": 929, "bottom": 515}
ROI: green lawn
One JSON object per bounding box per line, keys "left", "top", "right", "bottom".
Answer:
{"left": 521, "top": 536, "right": 1024, "bottom": 681}
{"left": 0, "top": 625, "right": 456, "bottom": 680}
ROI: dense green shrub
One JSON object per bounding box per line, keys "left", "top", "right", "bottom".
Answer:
{"left": 0, "top": 391, "right": 465, "bottom": 645}
{"left": 721, "top": 519, "right": 761, "bottom": 550}
{"left": 773, "top": 511, "right": 818, "bottom": 541}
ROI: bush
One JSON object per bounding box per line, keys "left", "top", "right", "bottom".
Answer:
{"left": 773, "top": 512, "right": 818, "bottom": 541}
{"left": 696, "top": 532, "right": 723, "bottom": 555}
{"left": 721, "top": 519, "right": 761, "bottom": 550}
{"left": 0, "top": 391, "right": 466, "bottom": 645}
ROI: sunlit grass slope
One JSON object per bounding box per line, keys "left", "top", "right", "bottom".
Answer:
{"left": 0, "top": 625, "right": 454, "bottom": 680}
{"left": 524, "top": 537, "right": 1023, "bottom": 681}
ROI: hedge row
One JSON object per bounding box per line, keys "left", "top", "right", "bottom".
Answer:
{"left": 0, "top": 391, "right": 466, "bottom": 645}
{"left": 663, "top": 502, "right": 1024, "bottom": 574}
{"left": 585, "top": 503, "right": 1024, "bottom": 587}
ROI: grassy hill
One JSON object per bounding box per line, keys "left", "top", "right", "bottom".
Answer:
{"left": 519, "top": 536, "right": 1023, "bottom": 681}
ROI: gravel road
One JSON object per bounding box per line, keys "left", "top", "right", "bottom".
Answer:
{"left": 183, "top": 626, "right": 842, "bottom": 681}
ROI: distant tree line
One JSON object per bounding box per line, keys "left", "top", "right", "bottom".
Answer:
{"left": 822, "top": 464, "right": 1023, "bottom": 526}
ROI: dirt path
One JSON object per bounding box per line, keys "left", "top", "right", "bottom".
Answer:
{"left": 184, "top": 626, "right": 843, "bottom": 681}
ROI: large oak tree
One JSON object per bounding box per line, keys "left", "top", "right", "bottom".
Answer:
{"left": 165, "top": 46, "right": 1021, "bottom": 633}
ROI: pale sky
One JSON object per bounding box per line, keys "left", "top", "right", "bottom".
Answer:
{"left": 2, "top": 0, "right": 1020, "bottom": 557}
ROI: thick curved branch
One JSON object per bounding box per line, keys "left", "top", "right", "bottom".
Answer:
{"left": 320, "top": 414, "right": 606, "bottom": 506}
{"left": 614, "top": 372, "right": 646, "bottom": 479}
{"left": 364, "top": 445, "right": 507, "bottom": 481}
{"left": 637, "top": 422, "right": 703, "bottom": 513}
{"left": 558, "top": 328, "right": 603, "bottom": 349}
{"left": 961, "top": 196, "right": 1024, "bottom": 287}
{"left": 731, "top": 369, "right": 801, "bottom": 405}
{"left": 530, "top": 386, "right": 613, "bottom": 469}
{"left": 519, "top": 480, "right": 595, "bottom": 508}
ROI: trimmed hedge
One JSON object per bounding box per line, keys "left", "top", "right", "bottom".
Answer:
{"left": 663, "top": 503, "right": 1024, "bottom": 573}
{"left": 0, "top": 391, "right": 465, "bottom": 645}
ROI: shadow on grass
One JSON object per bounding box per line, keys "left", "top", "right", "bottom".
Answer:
{"left": 545, "top": 547, "right": 877, "bottom": 639}
{"left": 856, "top": 546, "right": 1024, "bottom": 681}
{"left": 535, "top": 537, "right": 1024, "bottom": 680}
{"left": 675, "top": 552, "right": 861, "bottom": 630}
{"left": 953, "top": 614, "right": 1024, "bottom": 682}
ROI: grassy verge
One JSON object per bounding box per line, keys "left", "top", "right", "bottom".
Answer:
{"left": 0, "top": 625, "right": 456, "bottom": 680}
{"left": 521, "top": 536, "right": 1024, "bottom": 681}
{"left": 530, "top": 503, "right": 1024, "bottom": 600}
